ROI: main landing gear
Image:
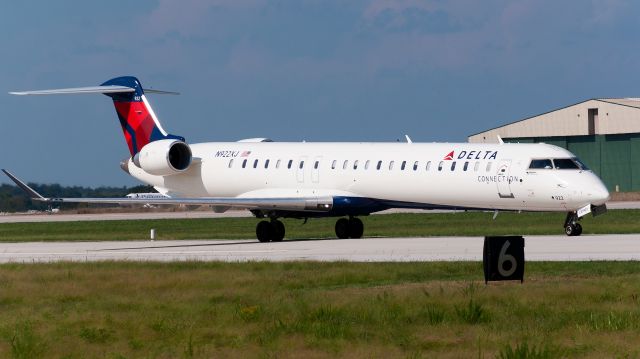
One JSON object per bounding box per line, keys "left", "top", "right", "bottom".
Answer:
{"left": 254, "top": 216, "right": 365, "bottom": 242}
{"left": 335, "top": 217, "right": 364, "bottom": 239}
{"left": 256, "top": 219, "right": 285, "bottom": 242}
{"left": 564, "top": 211, "right": 583, "bottom": 236}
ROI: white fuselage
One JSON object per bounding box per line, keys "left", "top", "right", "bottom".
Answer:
{"left": 126, "top": 142, "right": 610, "bottom": 213}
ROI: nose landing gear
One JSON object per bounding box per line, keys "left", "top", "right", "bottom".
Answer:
{"left": 564, "top": 212, "right": 583, "bottom": 236}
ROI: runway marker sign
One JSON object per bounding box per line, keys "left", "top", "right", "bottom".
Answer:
{"left": 483, "top": 236, "right": 525, "bottom": 283}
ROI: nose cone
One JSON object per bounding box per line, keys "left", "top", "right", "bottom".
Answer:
{"left": 587, "top": 177, "right": 610, "bottom": 205}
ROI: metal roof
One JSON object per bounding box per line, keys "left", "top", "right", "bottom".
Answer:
{"left": 469, "top": 98, "right": 640, "bottom": 138}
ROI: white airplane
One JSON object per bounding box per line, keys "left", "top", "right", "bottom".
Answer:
{"left": 4, "top": 76, "right": 609, "bottom": 241}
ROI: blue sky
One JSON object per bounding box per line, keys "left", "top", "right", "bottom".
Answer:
{"left": 1, "top": 0, "right": 639, "bottom": 186}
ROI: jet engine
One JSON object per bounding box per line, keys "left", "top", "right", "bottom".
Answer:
{"left": 133, "top": 139, "right": 192, "bottom": 176}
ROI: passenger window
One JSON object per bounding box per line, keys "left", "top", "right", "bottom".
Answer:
{"left": 287, "top": 160, "right": 293, "bottom": 169}
{"left": 377, "top": 161, "right": 382, "bottom": 170}
{"left": 299, "top": 161, "right": 304, "bottom": 169}
{"left": 486, "top": 162, "right": 492, "bottom": 172}
{"left": 474, "top": 162, "right": 479, "bottom": 172}
{"left": 426, "top": 161, "right": 431, "bottom": 171}
{"left": 314, "top": 161, "right": 319, "bottom": 169}
{"left": 389, "top": 161, "right": 395, "bottom": 170}
{"left": 413, "top": 161, "right": 418, "bottom": 171}
{"left": 264, "top": 159, "right": 270, "bottom": 169}
{"left": 228, "top": 159, "right": 234, "bottom": 168}
{"left": 343, "top": 160, "right": 348, "bottom": 170}
{"left": 463, "top": 161, "right": 468, "bottom": 171}
{"left": 451, "top": 161, "right": 456, "bottom": 171}
{"left": 438, "top": 161, "right": 443, "bottom": 171}
{"left": 365, "top": 160, "right": 370, "bottom": 170}
{"left": 242, "top": 159, "right": 247, "bottom": 168}
{"left": 553, "top": 158, "right": 580, "bottom": 170}
{"left": 401, "top": 161, "right": 406, "bottom": 170}
{"left": 276, "top": 159, "right": 281, "bottom": 169}
{"left": 253, "top": 159, "right": 259, "bottom": 169}
{"left": 528, "top": 159, "right": 553, "bottom": 169}
{"left": 331, "top": 160, "right": 337, "bottom": 169}
{"left": 354, "top": 160, "right": 359, "bottom": 170}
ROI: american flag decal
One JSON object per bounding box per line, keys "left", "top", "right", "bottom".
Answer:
{"left": 240, "top": 151, "right": 252, "bottom": 157}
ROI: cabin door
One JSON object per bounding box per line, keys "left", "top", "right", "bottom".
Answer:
{"left": 496, "top": 159, "right": 514, "bottom": 198}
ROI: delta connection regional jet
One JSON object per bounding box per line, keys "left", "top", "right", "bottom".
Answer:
{"left": 4, "top": 76, "right": 610, "bottom": 241}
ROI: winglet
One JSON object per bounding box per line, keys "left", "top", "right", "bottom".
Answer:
{"left": 1, "top": 169, "right": 46, "bottom": 200}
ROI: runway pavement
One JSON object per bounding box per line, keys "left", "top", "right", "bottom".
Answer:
{"left": 0, "top": 234, "right": 638, "bottom": 263}
{"left": 1, "top": 201, "right": 639, "bottom": 223}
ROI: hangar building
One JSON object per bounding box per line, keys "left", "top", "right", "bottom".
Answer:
{"left": 468, "top": 98, "right": 640, "bottom": 192}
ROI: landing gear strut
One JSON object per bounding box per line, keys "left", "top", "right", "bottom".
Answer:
{"left": 563, "top": 212, "right": 583, "bottom": 236}
{"left": 335, "top": 217, "right": 364, "bottom": 239}
{"left": 256, "top": 219, "right": 285, "bottom": 242}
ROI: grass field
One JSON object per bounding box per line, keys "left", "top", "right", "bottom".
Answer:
{"left": 0, "top": 261, "right": 638, "bottom": 358}
{"left": 1, "top": 209, "right": 640, "bottom": 242}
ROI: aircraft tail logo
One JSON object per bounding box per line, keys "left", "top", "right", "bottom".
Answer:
{"left": 101, "top": 76, "right": 184, "bottom": 156}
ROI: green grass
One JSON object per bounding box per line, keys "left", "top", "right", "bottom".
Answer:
{"left": 0, "top": 261, "right": 638, "bottom": 358}
{"left": 1, "top": 210, "right": 639, "bottom": 241}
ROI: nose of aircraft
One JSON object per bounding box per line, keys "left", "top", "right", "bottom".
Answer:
{"left": 587, "top": 176, "right": 610, "bottom": 205}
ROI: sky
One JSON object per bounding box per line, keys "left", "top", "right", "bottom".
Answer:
{"left": 1, "top": 0, "right": 639, "bottom": 186}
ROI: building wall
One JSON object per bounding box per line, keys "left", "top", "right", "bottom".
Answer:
{"left": 504, "top": 134, "right": 640, "bottom": 192}
{"left": 469, "top": 100, "right": 640, "bottom": 143}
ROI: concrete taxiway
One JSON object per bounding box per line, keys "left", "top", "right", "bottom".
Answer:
{"left": 0, "top": 234, "right": 638, "bottom": 263}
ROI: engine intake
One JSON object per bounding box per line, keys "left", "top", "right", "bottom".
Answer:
{"left": 133, "top": 139, "right": 192, "bottom": 176}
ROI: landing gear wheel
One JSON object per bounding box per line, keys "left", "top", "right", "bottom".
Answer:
{"left": 574, "top": 223, "right": 583, "bottom": 236}
{"left": 563, "top": 211, "right": 583, "bottom": 237}
{"left": 564, "top": 224, "right": 575, "bottom": 236}
{"left": 272, "top": 220, "right": 285, "bottom": 242}
{"left": 348, "top": 217, "right": 364, "bottom": 239}
{"left": 256, "top": 220, "right": 273, "bottom": 242}
{"left": 335, "top": 218, "right": 350, "bottom": 239}
{"left": 565, "top": 223, "right": 582, "bottom": 237}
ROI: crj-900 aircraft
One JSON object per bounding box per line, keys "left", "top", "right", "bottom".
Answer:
{"left": 4, "top": 76, "right": 609, "bottom": 241}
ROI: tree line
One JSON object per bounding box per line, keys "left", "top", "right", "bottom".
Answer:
{"left": 0, "top": 183, "right": 155, "bottom": 212}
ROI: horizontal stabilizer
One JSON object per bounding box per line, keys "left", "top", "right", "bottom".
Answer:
{"left": 10, "top": 86, "right": 179, "bottom": 96}
{"left": 9, "top": 85, "right": 135, "bottom": 96}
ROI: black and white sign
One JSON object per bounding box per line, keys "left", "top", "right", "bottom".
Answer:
{"left": 483, "top": 236, "right": 525, "bottom": 283}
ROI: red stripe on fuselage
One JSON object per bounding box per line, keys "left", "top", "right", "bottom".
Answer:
{"left": 114, "top": 101, "right": 157, "bottom": 155}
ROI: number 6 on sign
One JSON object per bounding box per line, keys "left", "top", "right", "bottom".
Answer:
{"left": 498, "top": 240, "right": 517, "bottom": 277}
{"left": 483, "top": 236, "right": 525, "bottom": 283}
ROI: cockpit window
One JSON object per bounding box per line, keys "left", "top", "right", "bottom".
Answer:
{"left": 529, "top": 159, "right": 553, "bottom": 169}
{"left": 553, "top": 158, "right": 580, "bottom": 170}
{"left": 572, "top": 157, "right": 590, "bottom": 170}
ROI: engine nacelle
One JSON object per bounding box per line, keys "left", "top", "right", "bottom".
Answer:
{"left": 133, "top": 139, "right": 192, "bottom": 176}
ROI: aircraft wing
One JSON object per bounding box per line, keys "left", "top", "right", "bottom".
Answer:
{"left": 2, "top": 169, "right": 333, "bottom": 213}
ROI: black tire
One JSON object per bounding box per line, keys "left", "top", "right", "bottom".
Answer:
{"left": 565, "top": 224, "right": 577, "bottom": 237}
{"left": 335, "top": 218, "right": 350, "bottom": 239}
{"left": 256, "top": 220, "right": 273, "bottom": 242}
{"left": 348, "top": 217, "right": 364, "bottom": 239}
{"left": 272, "top": 220, "right": 285, "bottom": 242}
{"left": 574, "top": 223, "right": 583, "bottom": 236}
